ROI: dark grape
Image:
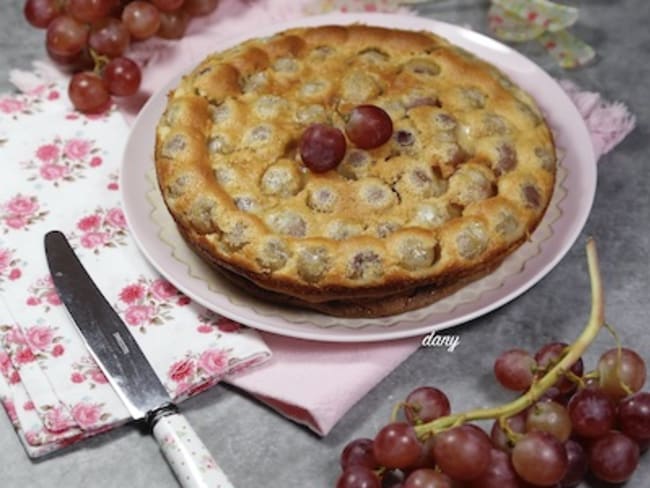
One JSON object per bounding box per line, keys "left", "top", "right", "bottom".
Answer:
{"left": 432, "top": 425, "right": 491, "bottom": 481}
{"left": 104, "top": 57, "right": 141, "bottom": 96}
{"left": 535, "top": 342, "right": 584, "bottom": 394}
{"left": 403, "top": 468, "right": 453, "bottom": 488}
{"left": 373, "top": 422, "right": 422, "bottom": 470}
{"left": 494, "top": 348, "right": 537, "bottom": 391}
{"left": 526, "top": 400, "right": 572, "bottom": 442}
{"left": 618, "top": 392, "right": 650, "bottom": 441}
{"left": 68, "top": 71, "right": 111, "bottom": 114}
{"left": 468, "top": 449, "right": 520, "bottom": 488}
{"left": 598, "top": 348, "right": 647, "bottom": 399}
{"left": 567, "top": 388, "right": 615, "bottom": 438}
{"left": 589, "top": 431, "right": 640, "bottom": 483}
{"left": 404, "top": 387, "right": 451, "bottom": 425}
{"left": 511, "top": 431, "right": 568, "bottom": 486}
{"left": 66, "top": 0, "right": 113, "bottom": 23}
{"left": 337, "top": 465, "right": 381, "bottom": 488}
{"left": 157, "top": 9, "right": 190, "bottom": 39}
{"left": 183, "top": 0, "right": 220, "bottom": 16}
{"left": 46, "top": 15, "right": 88, "bottom": 57}
{"left": 299, "top": 123, "right": 346, "bottom": 173}
{"left": 559, "top": 440, "right": 587, "bottom": 488}
{"left": 47, "top": 45, "right": 93, "bottom": 72}
{"left": 89, "top": 18, "right": 130, "bottom": 58}
{"left": 122, "top": 1, "right": 161, "bottom": 40}
{"left": 380, "top": 469, "right": 405, "bottom": 488}
{"left": 345, "top": 105, "right": 393, "bottom": 149}
{"left": 24, "top": 0, "right": 60, "bottom": 29}
{"left": 340, "top": 438, "right": 378, "bottom": 470}
{"left": 490, "top": 411, "right": 527, "bottom": 453}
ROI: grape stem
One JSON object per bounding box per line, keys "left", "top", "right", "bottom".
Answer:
{"left": 413, "top": 238, "right": 604, "bottom": 439}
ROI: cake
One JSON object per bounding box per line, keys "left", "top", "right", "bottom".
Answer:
{"left": 154, "top": 24, "right": 556, "bottom": 318}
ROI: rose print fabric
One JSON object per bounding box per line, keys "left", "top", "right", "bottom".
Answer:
{"left": 0, "top": 75, "right": 270, "bottom": 458}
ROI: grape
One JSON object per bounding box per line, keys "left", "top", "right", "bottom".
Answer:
{"left": 404, "top": 387, "right": 451, "bottom": 425}
{"left": 432, "top": 425, "right": 491, "bottom": 481}
{"left": 104, "top": 57, "right": 141, "bottom": 96}
{"left": 46, "top": 15, "right": 88, "bottom": 58}
{"left": 559, "top": 440, "right": 587, "bottom": 487}
{"left": 526, "top": 400, "right": 572, "bottom": 442}
{"left": 122, "top": 1, "right": 161, "bottom": 40}
{"left": 535, "top": 342, "right": 584, "bottom": 394}
{"left": 490, "top": 411, "right": 527, "bottom": 453}
{"left": 373, "top": 422, "right": 421, "bottom": 469}
{"left": 345, "top": 105, "right": 393, "bottom": 149}
{"left": 68, "top": 71, "right": 111, "bottom": 114}
{"left": 299, "top": 123, "right": 346, "bottom": 173}
{"left": 511, "top": 431, "right": 568, "bottom": 486}
{"left": 24, "top": 0, "right": 60, "bottom": 29}
{"left": 89, "top": 18, "right": 130, "bottom": 58}
{"left": 340, "top": 438, "right": 378, "bottom": 470}
{"left": 494, "top": 348, "right": 536, "bottom": 391}
{"left": 337, "top": 465, "right": 381, "bottom": 488}
{"left": 403, "top": 469, "right": 452, "bottom": 488}
{"left": 468, "top": 449, "right": 520, "bottom": 488}
{"left": 47, "top": 46, "right": 93, "bottom": 72}
{"left": 381, "top": 470, "right": 405, "bottom": 488}
{"left": 151, "top": 0, "right": 185, "bottom": 12}
{"left": 66, "top": 0, "right": 113, "bottom": 23}
{"left": 157, "top": 9, "right": 190, "bottom": 39}
{"left": 567, "top": 388, "right": 615, "bottom": 438}
{"left": 183, "top": 0, "right": 220, "bottom": 16}
{"left": 589, "top": 431, "right": 640, "bottom": 483}
{"left": 598, "top": 348, "right": 646, "bottom": 399}
{"left": 618, "top": 392, "right": 650, "bottom": 441}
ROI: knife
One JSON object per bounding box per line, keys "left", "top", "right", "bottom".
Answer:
{"left": 44, "top": 230, "right": 234, "bottom": 488}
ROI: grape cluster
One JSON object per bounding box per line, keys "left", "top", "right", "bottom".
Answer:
{"left": 23, "top": 0, "right": 220, "bottom": 113}
{"left": 338, "top": 346, "right": 648, "bottom": 487}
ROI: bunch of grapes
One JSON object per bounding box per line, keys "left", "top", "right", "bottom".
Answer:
{"left": 338, "top": 345, "right": 648, "bottom": 488}
{"left": 23, "top": 0, "right": 220, "bottom": 113}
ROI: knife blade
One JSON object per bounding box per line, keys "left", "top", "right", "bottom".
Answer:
{"left": 45, "top": 230, "right": 234, "bottom": 488}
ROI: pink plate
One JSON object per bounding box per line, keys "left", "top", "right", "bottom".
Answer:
{"left": 121, "top": 13, "right": 596, "bottom": 342}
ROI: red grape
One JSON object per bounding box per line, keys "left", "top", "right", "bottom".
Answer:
{"left": 511, "top": 431, "right": 568, "bottom": 486}
{"left": 68, "top": 71, "right": 111, "bottom": 114}
{"left": 122, "top": 1, "right": 161, "bottom": 40}
{"left": 337, "top": 465, "right": 381, "bottom": 488}
{"left": 403, "top": 469, "right": 453, "bottom": 488}
{"left": 526, "top": 400, "right": 572, "bottom": 442}
{"left": 66, "top": 0, "right": 113, "bottom": 23}
{"left": 432, "top": 425, "right": 491, "bottom": 481}
{"left": 404, "top": 387, "right": 451, "bottom": 425}
{"left": 559, "top": 440, "right": 587, "bottom": 487}
{"left": 299, "top": 123, "right": 346, "bottom": 173}
{"left": 46, "top": 15, "right": 88, "bottom": 58}
{"left": 157, "top": 9, "right": 190, "bottom": 39}
{"left": 47, "top": 45, "right": 93, "bottom": 72}
{"left": 151, "top": 0, "right": 185, "bottom": 13}
{"left": 345, "top": 105, "right": 393, "bottom": 149}
{"left": 535, "top": 342, "right": 584, "bottom": 394}
{"left": 468, "top": 449, "right": 520, "bottom": 488}
{"left": 89, "top": 18, "right": 130, "bottom": 58}
{"left": 598, "top": 348, "right": 646, "bottom": 399}
{"left": 373, "top": 422, "right": 422, "bottom": 469}
{"left": 490, "top": 411, "right": 527, "bottom": 453}
{"left": 183, "top": 0, "right": 220, "bottom": 16}
{"left": 24, "top": 0, "right": 60, "bottom": 29}
{"left": 494, "top": 348, "right": 536, "bottom": 391}
{"left": 567, "top": 388, "right": 615, "bottom": 438}
{"left": 589, "top": 431, "right": 640, "bottom": 483}
{"left": 103, "top": 57, "right": 141, "bottom": 96}
{"left": 618, "top": 392, "right": 650, "bottom": 441}
{"left": 340, "top": 438, "right": 378, "bottom": 470}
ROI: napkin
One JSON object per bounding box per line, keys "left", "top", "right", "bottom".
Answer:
{"left": 0, "top": 0, "right": 636, "bottom": 458}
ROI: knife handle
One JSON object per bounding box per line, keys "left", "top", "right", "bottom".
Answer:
{"left": 151, "top": 409, "right": 235, "bottom": 488}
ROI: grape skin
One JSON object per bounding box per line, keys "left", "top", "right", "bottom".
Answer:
{"left": 511, "top": 431, "right": 568, "bottom": 486}
{"left": 104, "top": 57, "right": 141, "bottom": 96}
{"left": 598, "top": 348, "right": 647, "bottom": 399}
{"left": 404, "top": 386, "right": 451, "bottom": 424}
{"left": 494, "top": 348, "right": 537, "bottom": 391}
{"left": 24, "top": 0, "right": 60, "bottom": 29}
{"left": 122, "top": 1, "right": 161, "bottom": 40}
{"left": 567, "top": 388, "right": 616, "bottom": 438}
{"left": 589, "top": 431, "right": 640, "bottom": 483}
{"left": 619, "top": 392, "right": 650, "bottom": 441}
{"left": 68, "top": 71, "right": 111, "bottom": 114}
{"left": 432, "top": 425, "right": 491, "bottom": 481}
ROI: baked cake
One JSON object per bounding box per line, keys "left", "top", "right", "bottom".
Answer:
{"left": 154, "top": 24, "right": 556, "bottom": 318}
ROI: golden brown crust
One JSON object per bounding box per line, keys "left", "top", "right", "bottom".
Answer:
{"left": 155, "top": 24, "right": 557, "bottom": 316}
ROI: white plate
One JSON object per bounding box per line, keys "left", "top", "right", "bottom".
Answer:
{"left": 121, "top": 13, "right": 596, "bottom": 343}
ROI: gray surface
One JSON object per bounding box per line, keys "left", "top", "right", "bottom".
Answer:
{"left": 1, "top": 1, "right": 649, "bottom": 486}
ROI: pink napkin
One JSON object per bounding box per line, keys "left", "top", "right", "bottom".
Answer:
{"left": 1, "top": 0, "right": 637, "bottom": 457}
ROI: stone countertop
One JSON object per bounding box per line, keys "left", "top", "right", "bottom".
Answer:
{"left": 1, "top": 1, "right": 649, "bottom": 486}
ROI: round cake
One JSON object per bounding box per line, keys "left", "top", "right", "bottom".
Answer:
{"left": 154, "top": 24, "right": 556, "bottom": 318}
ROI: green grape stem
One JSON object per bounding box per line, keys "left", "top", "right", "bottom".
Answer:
{"left": 413, "top": 238, "right": 605, "bottom": 439}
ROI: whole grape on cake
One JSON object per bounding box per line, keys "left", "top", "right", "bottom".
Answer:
{"left": 154, "top": 24, "right": 556, "bottom": 318}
